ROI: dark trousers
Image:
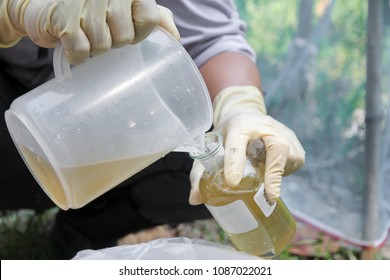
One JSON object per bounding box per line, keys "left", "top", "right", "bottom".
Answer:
{"left": 0, "top": 68, "right": 211, "bottom": 258}
{"left": 0, "top": 68, "right": 55, "bottom": 211}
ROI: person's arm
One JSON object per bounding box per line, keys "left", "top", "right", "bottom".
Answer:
{"left": 162, "top": 0, "right": 305, "bottom": 204}
{"left": 190, "top": 53, "right": 305, "bottom": 205}
{"left": 199, "top": 51, "right": 261, "bottom": 101}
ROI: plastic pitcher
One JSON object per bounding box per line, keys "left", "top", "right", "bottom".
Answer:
{"left": 4, "top": 28, "right": 213, "bottom": 210}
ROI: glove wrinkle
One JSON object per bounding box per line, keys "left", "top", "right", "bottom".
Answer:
{"left": 189, "top": 85, "right": 305, "bottom": 205}
{"left": 1, "top": 0, "right": 178, "bottom": 64}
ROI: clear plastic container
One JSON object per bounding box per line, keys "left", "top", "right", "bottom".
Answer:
{"left": 5, "top": 28, "right": 212, "bottom": 210}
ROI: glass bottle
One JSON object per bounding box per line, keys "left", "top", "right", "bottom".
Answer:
{"left": 190, "top": 132, "right": 296, "bottom": 258}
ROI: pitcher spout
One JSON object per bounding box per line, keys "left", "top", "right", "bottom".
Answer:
{"left": 173, "top": 133, "right": 206, "bottom": 155}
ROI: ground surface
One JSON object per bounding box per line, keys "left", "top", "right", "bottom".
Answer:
{"left": 1, "top": 208, "right": 389, "bottom": 260}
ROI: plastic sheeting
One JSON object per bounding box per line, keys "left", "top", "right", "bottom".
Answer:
{"left": 72, "top": 237, "right": 261, "bottom": 260}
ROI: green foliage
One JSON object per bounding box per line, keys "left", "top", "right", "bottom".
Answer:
{"left": 235, "top": 0, "right": 298, "bottom": 57}
{"left": 235, "top": 0, "right": 370, "bottom": 191}
{"left": 0, "top": 209, "right": 62, "bottom": 259}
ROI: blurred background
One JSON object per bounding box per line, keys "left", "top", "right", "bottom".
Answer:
{"left": 235, "top": 0, "right": 390, "bottom": 256}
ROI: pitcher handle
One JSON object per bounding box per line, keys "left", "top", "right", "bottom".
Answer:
{"left": 53, "top": 41, "right": 72, "bottom": 81}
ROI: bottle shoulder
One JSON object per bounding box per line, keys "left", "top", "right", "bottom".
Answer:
{"left": 199, "top": 160, "right": 262, "bottom": 207}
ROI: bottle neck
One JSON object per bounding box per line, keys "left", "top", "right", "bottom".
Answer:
{"left": 190, "top": 132, "right": 224, "bottom": 172}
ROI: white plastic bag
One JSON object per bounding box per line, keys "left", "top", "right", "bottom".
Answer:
{"left": 72, "top": 237, "right": 261, "bottom": 260}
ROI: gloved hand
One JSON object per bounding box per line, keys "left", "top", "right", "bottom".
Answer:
{"left": 189, "top": 86, "right": 305, "bottom": 205}
{"left": 0, "top": 0, "right": 180, "bottom": 64}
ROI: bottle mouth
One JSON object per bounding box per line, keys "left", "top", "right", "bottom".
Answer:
{"left": 189, "top": 131, "right": 222, "bottom": 160}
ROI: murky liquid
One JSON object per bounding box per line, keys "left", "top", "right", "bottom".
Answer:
{"left": 199, "top": 170, "right": 296, "bottom": 258}
{"left": 21, "top": 146, "right": 168, "bottom": 209}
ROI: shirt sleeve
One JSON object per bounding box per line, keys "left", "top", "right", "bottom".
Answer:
{"left": 0, "top": 37, "right": 54, "bottom": 89}
{"left": 157, "top": 0, "right": 256, "bottom": 67}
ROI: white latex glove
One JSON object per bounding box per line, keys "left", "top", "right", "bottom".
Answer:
{"left": 0, "top": 0, "right": 180, "bottom": 64}
{"left": 189, "top": 86, "right": 305, "bottom": 205}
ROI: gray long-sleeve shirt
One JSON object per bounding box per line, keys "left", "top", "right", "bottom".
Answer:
{"left": 0, "top": 0, "right": 256, "bottom": 89}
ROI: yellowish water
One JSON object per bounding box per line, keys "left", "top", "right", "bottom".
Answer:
{"left": 21, "top": 147, "right": 168, "bottom": 209}
{"left": 199, "top": 171, "right": 296, "bottom": 258}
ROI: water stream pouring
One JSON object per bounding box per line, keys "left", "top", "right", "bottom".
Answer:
{"left": 4, "top": 28, "right": 213, "bottom": 210}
